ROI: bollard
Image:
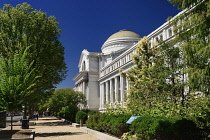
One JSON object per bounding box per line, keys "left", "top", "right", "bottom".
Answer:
{"left": 80, "top": 119, "right": 83, "bottom": 127}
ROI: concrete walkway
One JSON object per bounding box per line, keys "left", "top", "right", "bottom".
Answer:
{"left": 31, "top": 116, "right": 98, "bottom": 140}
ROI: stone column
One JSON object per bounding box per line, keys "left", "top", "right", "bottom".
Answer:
{"left": 115, "top": 76, "right": 119, "bottom": 102}
{"left": 100, "top": 83, "right": 105, "bottom": 109}
{"left": 102, "top": 56, "right": 105, "bottom": 68}
{"left": 110, "top": 79, "right": 114, "bottom": 103}
{"left": 99, "top": 84, "right": 102, "bottom": 109}
{"left": 82, "top": 81, "right": 86, "bottom": 95}
{"left": 163, "top": 29, "right": 167, "bottom": 40}
{"left": 127, "top": 78, "right": 130, "bottom": 90}
{"left": 78, "top": 83, "right": 81, "bottom": 92}
{"left": 79, "top": 83, "right": 82, "bottom": 92}
{"left": 120, "top": 75, "right": 125, "bottom": 102}
{"left": 106, "top": 81, "right": 109, "bottom": 104}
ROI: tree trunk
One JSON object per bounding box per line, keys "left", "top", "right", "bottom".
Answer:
{"left": 10, "top": 113, "right": 13, "bottom": 131}
{"left": 23, "top": 107, "right": 27, "bottom": 119}
{"left": 28, "top": 106, "right": 32, "bottom": 119}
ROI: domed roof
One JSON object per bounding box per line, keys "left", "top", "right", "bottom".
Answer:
{"left": 106, "top": 30, "right": 141, "bottom": 41}
{"left": 101, "top": 29, "right": 141, "bottom": 54}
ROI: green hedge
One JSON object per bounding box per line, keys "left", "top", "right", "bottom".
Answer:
{"left": 86, "top": 112, "right": 102, "bottom": 131}
{"left": 86, "top": 113, "right": 130, "bottom": 137}
{"left": 87, "top": 113, "right": 204, "bottom": 139}
{"left": 129, "top": 116, "right": 203, "bottom": 140}
{"left": 75, "top": 110, "right": 88, "bottom": 124}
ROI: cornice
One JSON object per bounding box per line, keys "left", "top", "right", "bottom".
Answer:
{"left": 73, "top": 71, "right": 88, "bottom": 82}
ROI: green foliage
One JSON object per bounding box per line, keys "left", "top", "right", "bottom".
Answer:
{"left": 183, "top": 94, "right": 210, "bottom": 129}
{"left": 59, "top": 106, "right": 78, "bottom": 122}
{"left": 127, "top": 117, "right": 202, "bottom": 140}
{"left": 0, "top": 48, "right": 40, "bottom": 112}
{"left": 45, "top": 88, "right": 86, "bottom": 122}
{"left": 86, "top": 113, "right": 130, "bottom": 137}
{"left": 105, "top": 102, "right": 130, "bottom": 115}
{"left": 168, "top": 0, "right": 202, "bottom": 10}
{"left": 76, "top": 111, "right": 87, "bottom": 124}
{"left": 168, "top": 0, "right": 210, "bottom": 95}
{"left": 0, "top": 3, "right": 67, "bottom": 113}
{"left": 86, "top": 112, "right": 102, "bottom": 131}
{"left": 127, "top": 37, "right": 185, "bottom": 117}
{"left": 87, "top": 110, "right": 98, "bottom": 116}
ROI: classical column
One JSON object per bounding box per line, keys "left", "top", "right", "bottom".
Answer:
{"left": 120, "top": 75, "right": 125, "bottom": 102}
{"left": 102, "top": 56, "right": 105, "bottom": 68}
{"left": 163, "top": 29, "right": 167, "bottom": 40}
{"left": 101, "top": 83, "right": 105, "bottom": 108}
{"left": 78, "top": 83, "right": 81, "bottom": 92}
{"left": 100, "top": 83, "right": 105, "bottom": 109}
{"left": 115, "top": 76, "right": 119, "bottom": 102}
{"left": 106, "top": 81, "right": 109, "bottom": 104}
{"left": 125, "top": 77, "right": 128, "bottom": 100}
{"left": 110, "top": 79, "right": 114, "bottom": 103}
{"left": 127, "top": 78, "right": 130, "bottom": 90}
{"left": 79, "top": 83, "right": 81, "bottom": 92}
{"left": 82, "top": 81, "right": 86, "bottom": 95}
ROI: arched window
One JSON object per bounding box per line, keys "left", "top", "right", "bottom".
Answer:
{"left": 82, "top": 61, "right": 86, "bottom": 71}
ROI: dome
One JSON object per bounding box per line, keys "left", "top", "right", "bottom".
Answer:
{"left": 106, "top": 30, "right": 141, "bottom": 41}
{"left": 101, "top": 30, "right": 141, "bottom": 54}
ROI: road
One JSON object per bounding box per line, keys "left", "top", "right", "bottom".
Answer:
{"left": 0, "top": 115, "right": 22, "bottom": 130}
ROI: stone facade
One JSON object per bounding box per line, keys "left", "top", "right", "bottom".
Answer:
{"left": 73, "top": 10, "right": 185, "bottom": 111}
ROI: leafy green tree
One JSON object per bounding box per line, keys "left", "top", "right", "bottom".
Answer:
{"left": 45, "top": 88, "right": 86, "bottom": 121}
{"left": 168, "top": 0, "right": 210, "bottom": 94}
{"left": 126, "top": 37, "right": 185, "bottom": 116}
{"left": 0, "top": 47, "right": 40, "bottom": 130}
{"left": 0, "top": 3, "right": 67, "bottom": 117}
{"left": 126, "top": 37, "right": 165, "bottom": 115}
{"left": 167, "top": 0, "right": 210, "bottom": 129}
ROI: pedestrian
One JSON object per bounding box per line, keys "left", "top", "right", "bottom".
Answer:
{"left": 36, "top": 112, "right": 39, "bottom": 120}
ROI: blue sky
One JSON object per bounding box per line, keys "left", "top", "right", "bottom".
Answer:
{"left": 0, "top": 0, "right": 180, "bottom": 88}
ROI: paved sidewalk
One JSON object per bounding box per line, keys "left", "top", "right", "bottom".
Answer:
{"left": 31, "top": 116, "right": 98, "bottom": 140}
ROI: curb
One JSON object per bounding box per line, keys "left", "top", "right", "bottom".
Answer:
{"left": 80, "top": 127, "right": 121, "bottom": 140}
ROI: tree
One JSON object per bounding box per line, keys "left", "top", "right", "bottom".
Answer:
{"left": 168, "top": 0, "right": 210, "bottom": 94}
{"left": 0, "top": 47, "right": 40, "bottom": 130}
{"left": 44, "top": 88, "right": 86, "bottom": 122}
{"left": 126, "top": 37, "right": 185, "bottom": 117}
{"left": 126, "top": 37, "right": 165, "bottom": 115}
{"left": 0, "top": 3, "right": 67, "bottom": 117}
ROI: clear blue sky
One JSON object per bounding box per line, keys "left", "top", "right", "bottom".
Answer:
{"left": 0, "top": 0, "right": 180, "bottom": 89}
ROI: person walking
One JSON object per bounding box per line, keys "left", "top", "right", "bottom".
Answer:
{"left": 36, "top": 112, "right": 39, "bottom": 120}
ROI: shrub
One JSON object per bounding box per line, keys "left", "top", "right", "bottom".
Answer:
{"left": 128, "top": 116, "right": 203, "bottom": 140}
{"left": 86, "top": 113, "right": 130, "bottom": 137}
{"left": 76, "top": 110, "right": 87, "bottom": 124}
{"left": 109, "top": 114, "right": 130, "bottom": 137}
{"left": 172, "top": 119, "right": 202, "bottom": 140}
{"left": 129, "top": 116, "right": 170, "bottom": 139}
{"left": 87, "top": 110, "right": 98, "bottom": 116}
{"left": 86, "top": 112, "right": 102, "bottom": 131}
{"left": 59, "top": 106, "right": 78, "bottom": 122}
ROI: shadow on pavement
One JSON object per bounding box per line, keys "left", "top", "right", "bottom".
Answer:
{"left": 0, "top": 130, "right": 19, "bottom": 139}
{"left": 36, "top": 121, "right": 69, "bottom": 126}
{"left": 39, "top": 118, "right": 58, "bottom": 121}
{"left": 35, "top": 132, "right": 83, "bottom": 137}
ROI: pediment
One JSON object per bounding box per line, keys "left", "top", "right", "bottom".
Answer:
{"left": 78, "top": 49, "right": 89, "bottom": 68}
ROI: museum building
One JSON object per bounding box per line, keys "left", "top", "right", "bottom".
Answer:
{"left": 73, "top": 10, "right": 184, "bottom": 111}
